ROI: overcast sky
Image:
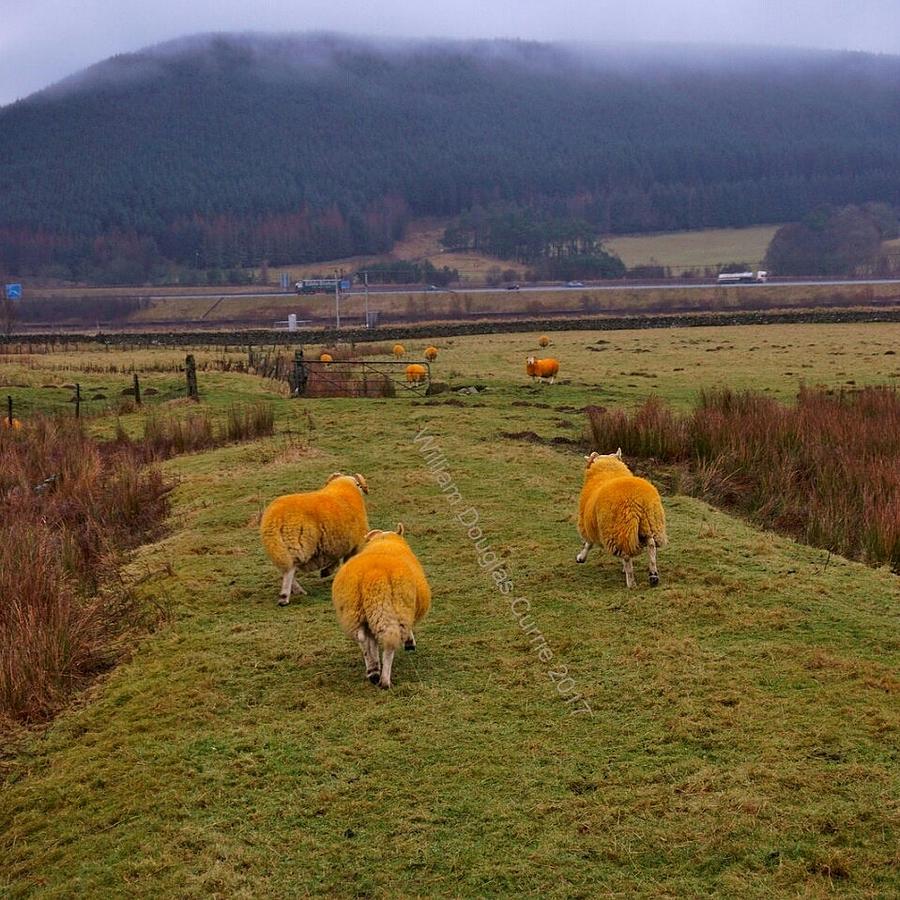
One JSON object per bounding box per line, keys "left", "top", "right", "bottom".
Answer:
{"left": 2, "top": 0, "right": 900, "bottom": 107}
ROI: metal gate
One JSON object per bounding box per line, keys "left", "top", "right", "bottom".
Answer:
{"left": 296, "top": 359, "right": 432, "bottom": 398}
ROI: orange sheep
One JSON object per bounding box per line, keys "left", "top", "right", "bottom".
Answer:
{"left": 392, "top": 343, "right": 405, "bottom": 358}
{"left": 332, "top": 524, "right": 431, "bottom": 688}
{"left": 405, "top": 363, "right": 428, "bottom": 383}
{"left": 525, "top": 356, "right": 560, "bottom": 384}
{"left": 260, "top": 473, "right": 369, "bottom": 605}
{"left": 424, "top": 346, "right": 438, "bottom": 361}
{"left": 319, "top": 352, "right": 333, "bottom": 364}
{"left": 576, "top": 450, "right": 668, "bottom": 588}
{"left": 538, "top": 335, "right": 550, "bottom": 348}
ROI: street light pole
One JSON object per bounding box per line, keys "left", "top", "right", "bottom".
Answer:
{"left": 334, "top": 270, "right": 340, "bottom": 330}
{"left": 364, "top": 270, "right": 369, "bottom": 328}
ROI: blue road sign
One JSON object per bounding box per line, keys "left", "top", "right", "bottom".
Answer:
{"left": 340, "top": 279, "right": 351, "bottom": 291}
{"left": 5, "top": 283, "right": 22, "bottom": 300}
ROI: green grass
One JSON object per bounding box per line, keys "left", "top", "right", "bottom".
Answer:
{"left": 1, "top": 324, "right": 899, "bottom": 896}
{"left": 605, "top": 225, "right": 779, "bottom": 270}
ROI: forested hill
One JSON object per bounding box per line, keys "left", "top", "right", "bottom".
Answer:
{"left": 3, "top": 33, "right": 900, "bottom": 280}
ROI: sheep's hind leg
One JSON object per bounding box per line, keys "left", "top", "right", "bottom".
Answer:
{"left": 279, "top": 567, "right": 299, "bottom": 606}
{"left": 576, "top": 541, "right": 592, "bottom": 564}
{"left": 622, "top": 557, "right": 636, "bottom": 589}
{"left": 356, "top": 628, "right": 381, "bottom": 684}
{"left": 647, "top": 537, "right": 660, "bottom": 587}
{"left": 404, "top": 630, "right": 417, "bottom": 652}
{"left": 379, "top": 648, "right": 396, "bottom": 689}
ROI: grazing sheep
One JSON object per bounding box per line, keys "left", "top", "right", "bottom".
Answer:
{"left": 406, "top": 363, "right": 428, "bottom": 383}
{"left": 526, "top": 356, "right": 560, "bottom": 384}
{"left": 576, "top": 449, "right": 667, "bottom": 588}
{"left": 260, "top": 473, "right": 369, "bottom": 606}
{"left": 332, "top": 523, "right": 431, "bottom": 688}
{"left": 319, "top": 352, "right": 334, "bottom": 364}
{"left": 393, "top": 344, "right": 405, "bottom": 359}
{"left": 538, "top": 335, "right": 550, "bottom": 348}
{"left": 424, "top": 346, "right": 439, "bottom": 361}
{"left": 1, "top": 417, "right": 22, "bottom": 431}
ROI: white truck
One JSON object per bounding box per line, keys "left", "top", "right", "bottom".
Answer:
{"left": 717, "top": 270, "right": 768, "bottom": 284}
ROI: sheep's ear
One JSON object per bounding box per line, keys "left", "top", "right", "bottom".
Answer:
{"left": 326, "top": 472, "right": 343, "bottom": 484}
{"left": 365, "top": 529, "right": 382, "bottom": 541}
{"left": 354, "top": 473, "right": 369, "bottom": 494}
{"left": 396, "top": 522, "right": 405, "bottom": 536}
{"left": 615, "top": 448, "right": 623, "bottom": 460}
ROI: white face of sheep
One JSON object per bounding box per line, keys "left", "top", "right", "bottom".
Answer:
{"left": 526, "top": 356, "right": 536, "bottom": 365}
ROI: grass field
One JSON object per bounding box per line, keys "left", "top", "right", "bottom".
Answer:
{"left": 2, "top": 323, "right": 898, "bottom": 896}
{"left": 605, "top": 225, "right": 779, "bottom": 271}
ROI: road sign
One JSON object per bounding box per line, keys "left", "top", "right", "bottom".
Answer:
{"left": 340, "top": 279, "right": 351, "bottom": 292}
{"left": 4, "top": 283, "right": 22, "bottom": 300}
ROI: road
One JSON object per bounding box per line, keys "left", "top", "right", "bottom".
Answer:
{"left": 139, "top": 277, "right": 900, "bottom": 302}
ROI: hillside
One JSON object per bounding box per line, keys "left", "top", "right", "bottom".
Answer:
{"left": 3, "top": 34, "right": 900, "bottom": 281}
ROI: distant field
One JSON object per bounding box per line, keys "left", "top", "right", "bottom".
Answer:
{"left": 118, "top": 281, "right": 900, "bottom": 328}
{"left": 604, "top": 225, "right": 779, "bottom": 270}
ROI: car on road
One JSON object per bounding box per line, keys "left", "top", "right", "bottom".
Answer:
{"left": 565, "top": 281, "right": 585, "bottom": 288}
{"left": 506, "top": 283, "right": 520, "bottom": 290}
{"left": 426, "top": 284, "right": 440, "bottom": 291}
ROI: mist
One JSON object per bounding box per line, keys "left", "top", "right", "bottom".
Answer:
{"left": 2, "top": 0, "right": 900, "bottom": 107}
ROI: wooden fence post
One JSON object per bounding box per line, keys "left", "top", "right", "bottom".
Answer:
{"left": 291, "top": 349, "right": 307, "bottom": 397}
{"left": 6, "top": 395, "right": 12, "bottom": 426}
{"left": 185, "top": 354, "right": 199, "bottom": 401}
{"left": 74, "top": 383, "right": 81, "bottom": 419}
{"left": 133, "top": 372, "right": 141, "bottom": 406}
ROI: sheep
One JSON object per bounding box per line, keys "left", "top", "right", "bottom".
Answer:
{"left": 331, "top": 523, "right": 431, "bottom": 689}
{"left": 538, "top": 335, "right": 550, "bottom": 348}
{"left": 576, "top": 449, "right": 668, "bottom": 588}
{"left": 525, "top": 356, "right": 560, "bottom": 384}
{"left": 392, "top": 343, "right": 405, "bottom": 359}
{"left": 424, "top": 346, "right": 439, "bottom": 361}
{"left": 260, "top": 472, "right": 369, "bottom": 606}
{"left": 406, "top": 363, "right": 428, "bottom": 383}
{"left": 319, "top": 352, "right": 333, "bottom": 364}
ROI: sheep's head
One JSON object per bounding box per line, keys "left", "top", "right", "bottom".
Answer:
{"left": 584, "top": 448, "right": 624, "bottom": 470}
{"left": 365, "top": 523, "right": 405, "bottom": 543}
{"left": 325, "top": 472, "right": 369, "bottom": 494}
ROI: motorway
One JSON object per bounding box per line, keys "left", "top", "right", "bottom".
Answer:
{"left": 140, "top": 277, "right": 900, "bottom": 302}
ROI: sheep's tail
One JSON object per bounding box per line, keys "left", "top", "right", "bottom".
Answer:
{"left": 363, "top": 577, "right": 410, "bottom": 652}
{"left": 640, "top": 499, "right": 668, "bottom": 549}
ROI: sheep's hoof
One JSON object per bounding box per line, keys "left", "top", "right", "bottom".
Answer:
{"left": 649, "top": 574, "right": 660, "bottom": 587}
{"left": 278, "top": 595, "right": 290, "bottom": 607}
{"left": 378, "top": 680, "right": 391, "bottom": 690}
{"left": 367, "top": 671, "right": 380, "bottom": 685}
{"left": 575, "top": 555, "right": 586, "bottom": 564}
{"left": 404, "top": 638, "right": 416, "bottom": 652}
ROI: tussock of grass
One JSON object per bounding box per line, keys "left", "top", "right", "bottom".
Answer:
{"left": 586, "top": 387, "right": 900, "bottom": 570}
{"left": 138, "top": 403, "right": 275, "bottom": 458}
{"left": 0, "top": 418, "right": 170, "bottom": 724}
